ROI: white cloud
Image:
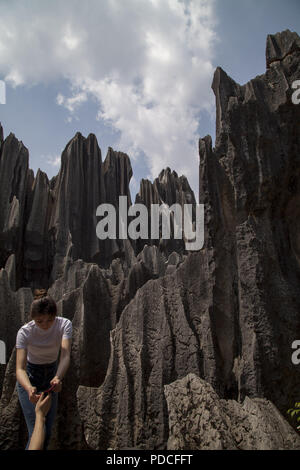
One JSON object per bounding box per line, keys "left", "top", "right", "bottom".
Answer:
{"left": 62, "top": 24, "right": 81, "bottom": 51}
{"left": 45, "top": 154, "right": 61, "bottom": 168}
{"left": 56, "top": 90, "right": 88, "bottom": 113}
{"left": 0, "top": 0, "right": 218, "bottom": 197}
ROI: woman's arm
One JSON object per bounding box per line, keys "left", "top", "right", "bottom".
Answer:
{"left": 16, "top": 348, "right": 40, "bottom": 403}
{"left": 50, "top": 338, "right": 71, "bottom": 390}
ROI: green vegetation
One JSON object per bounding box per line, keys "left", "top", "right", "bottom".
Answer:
{"left": 287, "top": 403, "right": 300, "bottom": 430}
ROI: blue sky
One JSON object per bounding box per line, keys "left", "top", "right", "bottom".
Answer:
{"left": 0, "top": 0, "right": 299, "bottom": 202}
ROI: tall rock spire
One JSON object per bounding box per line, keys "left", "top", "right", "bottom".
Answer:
{"left": 50, "top": 132, "right": 106, "bottom": 280}
{"left": 0, "top": 132, "right": 29, "bottom": 285}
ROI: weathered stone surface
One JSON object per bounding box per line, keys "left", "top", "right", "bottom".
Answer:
{"left": 0, "top": 269, "right": 32, "bottom": 448}
{"left": 0, "top": 134, "right": 29, "bottom": 285}
{"left": 0, "top": 270, "right": 31, "bottom": 379}
{"left": 77, "top": 254, "right": 208, "bottom": 450}
{"left": 199, "top": 28, "right": 300, "bottom": 412}
{"left": 134, "top": 167, "right": 196, "bottom": 256}
{"left": 4, "top": 254, "right": 16, "bottom": 291}
{"left": 0, "top": 350, "right": 26, "bottom": 450}
{"left": 266, "top": 29, "right": 300, "bottom": 68}
{"left": 49, "top": 132, "right": 106, "bottom": 280}
{"left": 0, "top": 123, "right": 3, "bottom": 148}
{"left": 23, "top": 169, "right": 53, "bottom": 288}
{"left": 103, "top": 147, "right": 133, "bottom": 207}
{"left": 0, "top": 246, "right": 180, "bottom": 449}
{"left": 164, "top": 373, "right": 300, "bottom": 450}
{"left": 97, "top": 147, "right": 134, "bottom": 267}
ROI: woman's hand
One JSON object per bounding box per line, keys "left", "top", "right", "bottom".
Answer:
{"left": 27, "top": 386, "right": 40, "bottom": 404}
{"left": 50, "top": 375, "right": 62, "bottom": 392}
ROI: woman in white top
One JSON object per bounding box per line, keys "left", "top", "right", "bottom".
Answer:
{"left": 16, "top": 289, "right": 72, "bottom": 450}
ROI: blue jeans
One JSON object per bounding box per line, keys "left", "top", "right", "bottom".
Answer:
{"left": 17, "top": 361, "right": 59, "bottom": 450}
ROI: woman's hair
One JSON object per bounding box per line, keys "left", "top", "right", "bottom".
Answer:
{"left": 30, "top": 288, "right": 57, "bottom": 319}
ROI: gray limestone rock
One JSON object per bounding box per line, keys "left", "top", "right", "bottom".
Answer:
{"left": 0, "top": 134, "right": 29, "bottom": 284}
{"left": 164, "top": 373, "right": 300, "bottom": 450}
{"left": 0, "top": 123, "right": 3, "bottom": 146}
{"left": 23, "top": 169, "right": 53, "bottom": 287}
{"left": 199, "top": 28, "right": 300, "bottom": 413}
{"left": 134, "top": 167, "right": 197, "bottom": 256}
{"left": 266, "top": 29, "right": 300, "bottom": 68}
{"left": 49, "top": 132, "right": 106, "bottom": 280}
{"left": 4, "top": 255, "right": 16, "bottom": 291}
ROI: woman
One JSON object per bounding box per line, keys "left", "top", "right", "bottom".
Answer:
{"left": 16, "top": 289, "right": 72, "bottom": 450}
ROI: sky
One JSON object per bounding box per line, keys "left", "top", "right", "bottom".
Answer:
{"left": 0, "top": 0, "right": 299, "bottom": 202}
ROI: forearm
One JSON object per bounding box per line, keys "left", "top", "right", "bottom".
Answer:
{"left": 28, "top": 414, "right": 46, "bottom": 450}
{"left": 55, "top": 353, "right": 70, "bottom": 380}
{"left": 16, "top": 368, "right": 32, "bottom": 391}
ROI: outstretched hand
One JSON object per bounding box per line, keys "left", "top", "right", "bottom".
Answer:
{"left": 35, "top": 392, "right": 52, "bottom": 417}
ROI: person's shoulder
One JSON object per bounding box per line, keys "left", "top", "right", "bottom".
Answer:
{"left": 57, "top": 316, "right": 72, "bottom": 339}
{"left": 16, "top": 320, "right": 35, "bottom": 346}
{"left": 17, "top": 320, "right": 35, "bottom": 335}
{"left": 56, "top": 316, "right": 72, "bottom": 328}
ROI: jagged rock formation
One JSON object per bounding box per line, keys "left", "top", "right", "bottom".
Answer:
{"left": 0, "top": 129, "right": 192, "bottom": 291}
{"left": 0, "top": 130, "right": 191, "bottom": 449}
{"left": 0, "top": 133, "right": 29, "bottom": 282}
{"left": 165, "top": 373, "right": 300, "bottom": 450}
{"left": 0, "top": 29, "right": 300, "bottom": 450}
{"left": 198, "top": 28, "right": 300, "bottom": 410}
{"left": 135, "top": 168, "right": 196, "bottom": 255}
